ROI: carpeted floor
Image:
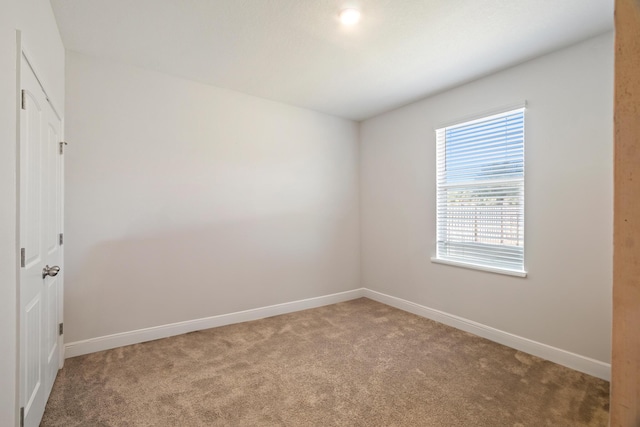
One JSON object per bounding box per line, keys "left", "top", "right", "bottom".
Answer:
{"left": 42, "top": 298, "right": 609, "bottom": 426}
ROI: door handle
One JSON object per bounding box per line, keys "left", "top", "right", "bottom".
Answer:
{"left": 42, "top": 265, "right": 60, "bottom": 279}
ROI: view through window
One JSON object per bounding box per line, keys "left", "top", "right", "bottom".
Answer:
{"left": 434, "top": 107, "right": 525, "bottom": 275}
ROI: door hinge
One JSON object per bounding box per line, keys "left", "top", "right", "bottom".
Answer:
{"left": 19, "top": 407, "right": 24, "bottom": 427}
{"left": 21, "top": 90, "right": 26, "bottom": 110}
{"left": 59, "top": 233, "right": 64, "bottom": 246}
{"left": 59, "top": 141, "right": 67, "bottom": 155}
{"left": 59, "top": 322, "right": 64, "bottom": 336}
{"left": 20, "top": 248, "right": 25, "bottom": 268}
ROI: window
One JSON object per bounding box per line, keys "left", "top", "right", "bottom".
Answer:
{"left": 433, "top": 107, "right": 526, "bottom": 276}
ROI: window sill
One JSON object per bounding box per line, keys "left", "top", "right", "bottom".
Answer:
{"left": 430, "top": 257, "right": 527, "bottom": 278}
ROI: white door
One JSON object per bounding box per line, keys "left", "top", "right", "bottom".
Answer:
{"left": 19, "top": 55, "right": 64, "bottom": 427}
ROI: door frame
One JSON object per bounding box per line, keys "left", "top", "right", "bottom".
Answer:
{"left": 611, "top": 1, "right": 640, "bottom": 424}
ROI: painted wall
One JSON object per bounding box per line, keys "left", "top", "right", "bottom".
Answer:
{"left": 360, "top": 33, "right": 613, "bottom": 363}
{"left": 0, "top": 0, "right": 64, "bottom": 425}
{"left": 64, "top": 52, "right": 360, "bottom": 344}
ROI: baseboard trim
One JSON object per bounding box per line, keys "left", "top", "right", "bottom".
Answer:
{"left": 362, "top": 289, "right": 611, "bottom": 381}
{"left": 65, "top": 287, "right": 610, "bottom": 381}
{"left": 65, "top": 288, "right": 366, "bottom": 358}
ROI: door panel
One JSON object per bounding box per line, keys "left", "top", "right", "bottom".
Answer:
{"left": 21, "top": 87, "right": 43, "bottom": 270}
{"left": 23, "top": 295, "right": 42, "bottom": 418}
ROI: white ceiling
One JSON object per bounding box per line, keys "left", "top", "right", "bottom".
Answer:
{"left": 50, "top": 0, "right": 613, "bottom": 121}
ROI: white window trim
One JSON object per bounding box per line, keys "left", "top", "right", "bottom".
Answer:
{"left": 433, "top": 105, "right": 527, "bottom": 277}
{"left": 430, "top": 257, "right": 527, "bottom": 277}
{"left": 434, "top": 102, "right": 527, "bottom": 130}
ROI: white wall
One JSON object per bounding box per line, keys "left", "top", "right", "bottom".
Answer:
{"left": 361, "top": 33, "right": 613, "bottom": 364}
{"left": 64, "top": 52, "right": 360, "bottom": 344}
{"left": 0, "top": 0, "right": 64, "bottom": 425}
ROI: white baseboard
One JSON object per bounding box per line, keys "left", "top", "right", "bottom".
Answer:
{"left": 362, "top": 289, "right": 611, "bottom": 381}
{"left": 65, "top": 287, "right": 610, "bottom": 381}
{"left": 64, "top": 288, "right": 366, "bottom": 358}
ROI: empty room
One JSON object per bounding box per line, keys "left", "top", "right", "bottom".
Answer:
{"left": 2, "top": 0, "right": 639, "bottom": 426}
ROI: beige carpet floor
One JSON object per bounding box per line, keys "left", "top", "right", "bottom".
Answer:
{"left": 42, "top": 298, "right": 609, "bottom": 426}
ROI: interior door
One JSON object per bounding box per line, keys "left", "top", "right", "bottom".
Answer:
{"left": 19, "top": 54, "right": 64, "bottom": 427}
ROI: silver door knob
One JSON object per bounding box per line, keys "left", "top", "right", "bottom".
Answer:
{"left": 42, "top": 265, "right": 60, "bottom": 279}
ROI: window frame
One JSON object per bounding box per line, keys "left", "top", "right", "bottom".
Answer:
{"left": 431, "top": 105, "right": 527, "bottom": 277}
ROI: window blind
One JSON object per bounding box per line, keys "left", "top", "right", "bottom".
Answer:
{"left": 435, "top": 108, "right": 525, "bottom": 273}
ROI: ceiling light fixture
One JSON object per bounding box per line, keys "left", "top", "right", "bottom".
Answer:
{"left": 339, "top": 8, "right": 361, "bottom": 26}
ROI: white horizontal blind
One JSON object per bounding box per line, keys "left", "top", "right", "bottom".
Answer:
{"left": 435, "top": 108, "right": 525, "bottom": 273}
